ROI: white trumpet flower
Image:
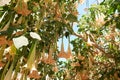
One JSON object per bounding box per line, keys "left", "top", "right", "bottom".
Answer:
{"left": 30, "top": 32, "right": 41, "bottom": 40}
{"left": 0, "top": 0, "right": 10, "bottom": 6}
{"left": 13, "top": 36, "right": 29, "bottom": 49}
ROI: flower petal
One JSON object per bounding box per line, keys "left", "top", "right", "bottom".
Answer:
{"left": 30, "top": 32, "right": 41, "bottom": 40}
{"left": 13, "top": 36, "right": 29, "bottom": 49}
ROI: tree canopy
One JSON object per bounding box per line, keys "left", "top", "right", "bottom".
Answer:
{"left": 0, "top": 0, "right": 120, "bottom": 80}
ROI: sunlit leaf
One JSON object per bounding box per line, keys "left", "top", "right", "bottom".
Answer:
{"left": 9, "top": 44, "right": 16, "bottom": 56}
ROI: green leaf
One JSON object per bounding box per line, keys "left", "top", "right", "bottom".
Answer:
{"left": 66, "top": 14, "right": 77, "bottom": 22}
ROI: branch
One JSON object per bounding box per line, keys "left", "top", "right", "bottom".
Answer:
{"left": 73, "top": 32, "right": 106, "bottom": 53}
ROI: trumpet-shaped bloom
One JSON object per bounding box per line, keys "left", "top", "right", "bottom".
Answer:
{"left": 0, "top": 0, "right": 10, "bottom": 6}
{"left": 95, "top": 13, "right": 105, "bottom": 26}
{"left": 13, "top": 36, "right": 29, "bottom": 49}
{"left": 30, "top": 32, "right": 41, "bottom": 40}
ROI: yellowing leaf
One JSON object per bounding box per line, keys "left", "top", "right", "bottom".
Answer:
{"left": 9, "top": 44, "right": 16, "bottom": 56}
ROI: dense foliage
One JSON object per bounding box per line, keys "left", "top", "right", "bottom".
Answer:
{"left": 0, "top": 0, "right": 120, "bottom": 80}
{"left": 72, "top": 0, "right": 120, "bottom": 79}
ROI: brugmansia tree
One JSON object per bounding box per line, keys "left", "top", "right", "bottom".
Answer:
{"left": 0, "top": 0, "right": 79, "bottom": 80}
{"left": 71, "top": 0, "right": 120, "bottom": 80}
{"left": 0, "top": 0, "right": 120, "bottom": 80}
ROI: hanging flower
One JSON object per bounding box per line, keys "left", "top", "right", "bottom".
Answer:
{"left": 0, "top": 36, "right": 13, "bottom": 46}
{"left": 28, "top": 65, "right": 41, "bottom": 79}
{"left": 75, "top": 72, "right": 81, "bottom": 80}
{"left": 46, "top": 74, "right": 52, "bottom": 80}
{"left": 87, "top": 36, "right": 93, "bottom": 46}
{"left": 0, "top": 36, "right": 7, "bottom": 45}
{"left": 52, "top": 66, "right": 58, "bottom": 72}
{"left": 79, "top": 0, "right": 85, "bottom": 4}
{"left": 58, "top": 40, "right": 67, "bottom": 58}
{"left": 16, "top": 73, "right": 22, "bottom": 80}
{"left": 41, "top": 48, "right": 56, "bottom": 65}
{"left": 30, "top": 32, "right": 41, "bottom": 40}
{"left": 0, "top": 61, "right": 5, "bottom": 68}
{"left": 14, "top": 0, "right": 31, "bottom": 16}
{"left": 71, "top": 62, "right": 80, "bottom": 67}
{"left": 13, "top": 29, "right": 24, "bottom": 36}
{"left": 28, "top": 70, "right": 40, "bottom": 79}
{"left": 0, "top": 0, "right": 11, "bottom": 6}
{"left": 66, "top": 43, "right": 72, "bottom": 59}
{"left": 13, "top": 36, "right": 29, "bottom": 49}
{"left": 78, "top": 54, "right": 85, "bottom": 60}
{"left": 3, "top": 47, "right": 10, "bottom": 55}
{"left": 45, "top": 58, "right": 55, "bottom": 65}
{"left": 95, "top": 13, "right": 105, "bottom": 27}
{"left": 80, "top": 70, "right": 89, "bottom": 80}
{"left": 41, "top": 54, "right": 56, "bottom": 65}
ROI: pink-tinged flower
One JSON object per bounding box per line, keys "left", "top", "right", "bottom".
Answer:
{"left": 28, "top": 66, "right": 41, "bottom": 79}
{"left": 87, "top": 36, "right": 93, "bottom": 46}
{"left": 79, "top": 0, "right": 85, "bottom": 4}
{"left": 95, "top": 13, "right": 105, "bottom": 27}
{"left": 14, "top": 0, "right": 31, "bottom": 16}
